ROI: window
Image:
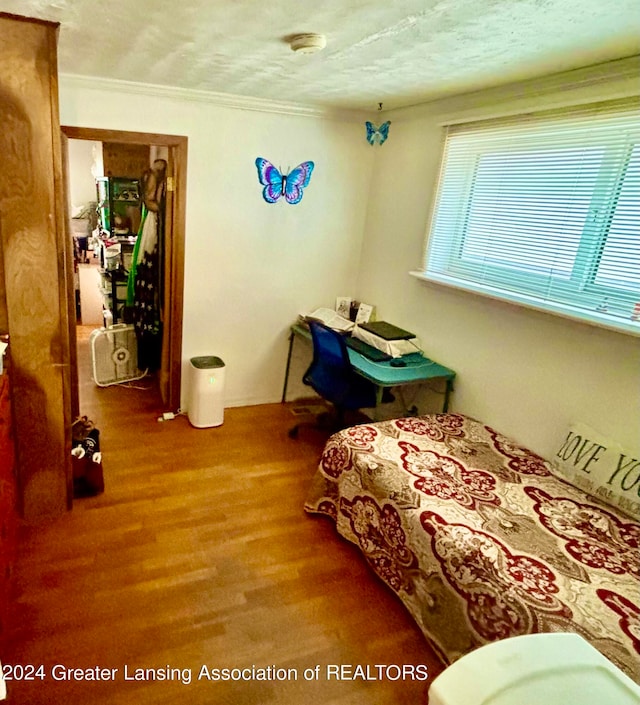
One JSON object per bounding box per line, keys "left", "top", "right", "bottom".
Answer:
{"left": 417, "top": 100, "right": 640, "bottom": 335}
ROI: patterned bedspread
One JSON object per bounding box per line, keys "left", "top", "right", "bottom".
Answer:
{"left": 304, "top": 414, "right": 640, "bottom": 681}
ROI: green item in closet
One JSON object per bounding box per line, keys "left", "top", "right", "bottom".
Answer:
{"left": 126, "top": 204, "right": 147, "bottom": 306}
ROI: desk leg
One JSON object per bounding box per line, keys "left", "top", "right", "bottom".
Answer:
{"left": 282, "top": 330, "right": 295, "bottom": 403}
{"left": 375, "top": 386, "right": 384, "bottom": 407}
{"left": 368, "top": 385, "right": 385, "bottom": 422}
{"left": 443, "top": 378, "right": 453, "bottom": 413}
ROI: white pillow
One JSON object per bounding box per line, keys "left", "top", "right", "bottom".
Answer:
{"left": 551, "top": 422, "right": 640, "bottom": 521}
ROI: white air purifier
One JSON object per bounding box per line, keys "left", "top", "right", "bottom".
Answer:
{"left": 187, "top": 356, "right": 225, "bottom": 428}
{"left": 90, "top": 323, "right": 146, "bottom": 387}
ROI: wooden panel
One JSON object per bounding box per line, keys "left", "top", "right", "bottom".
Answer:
{"left": 0, "top": 14, "right": 72, "bottom": 519}
{"left": 102, "top": 142, "right": 150, "bottom": 179}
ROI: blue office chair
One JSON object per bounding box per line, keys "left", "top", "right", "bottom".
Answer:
{"left": 288, "top": 320, "right": 381, "bottom": 438}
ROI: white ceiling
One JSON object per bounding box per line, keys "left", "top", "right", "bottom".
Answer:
{"left": 2, "top": 0, "right": 639, "bottom": 111}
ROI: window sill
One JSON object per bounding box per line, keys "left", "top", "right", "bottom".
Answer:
{"left": 409, "top": 270, "right": 640, "bottom": 338}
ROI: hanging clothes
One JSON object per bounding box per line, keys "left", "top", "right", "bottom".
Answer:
{"left": 129, "top": 160, "right": 166, "bottom": 372}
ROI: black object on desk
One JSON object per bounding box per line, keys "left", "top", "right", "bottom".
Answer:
{"left": 345, "top": 336, "right": 392, "bottom": 361}
{"left": 358, "top": 320, "right": 416, "bottom": 340}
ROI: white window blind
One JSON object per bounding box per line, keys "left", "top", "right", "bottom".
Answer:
{"left": 419, "top": 100, "right": 640, "bottom": 335}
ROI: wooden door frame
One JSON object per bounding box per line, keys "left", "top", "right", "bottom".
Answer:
{"left": 62, "top": 126, "right": 187, "bottom": 411}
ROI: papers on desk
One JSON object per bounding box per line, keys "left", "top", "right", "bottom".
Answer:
{"left": 300, "top": 308, "right": 355, "bottom": 332}
{"left": 299, "top": 309, "right": 422, "bottom": 358}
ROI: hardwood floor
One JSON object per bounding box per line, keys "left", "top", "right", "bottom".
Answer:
{"left": 5, "top": 327, "right": 443, "bottom": 704}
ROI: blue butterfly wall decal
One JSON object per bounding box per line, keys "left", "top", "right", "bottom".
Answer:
{"left": 365, "top": 121, "right": 391, "bottom": 146}
{"left": 255, "top": 157, "right": 315, "bottom": 204}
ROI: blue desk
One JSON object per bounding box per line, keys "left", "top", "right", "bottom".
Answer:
{"left": 282, "top": 323, "right": 456, "bottom": 412}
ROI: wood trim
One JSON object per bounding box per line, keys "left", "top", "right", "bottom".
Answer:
{"left": 0, "top": 11, "right": 59, "bottom": 29}
{"left": 167, "top": 142, "right": 187, "bottom": 410}
{"left": 49, "top": 30, "right": 76, "bottom": 509}
{"left": 61, "top": 125, "right": 187, "bottom": 411}
{"left": 62, "top": 126, "right": 187, "bottom": 147}
{"left": 59, "top": 132, "right": 80, "bottom": 427}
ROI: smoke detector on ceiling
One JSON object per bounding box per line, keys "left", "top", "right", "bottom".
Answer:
{"left": 289, "top": 33, "right": 327, "bottom": 54}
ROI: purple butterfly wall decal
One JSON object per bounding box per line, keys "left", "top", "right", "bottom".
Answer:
{"left": 255, "top": 157, "right": 315, "bottom": 204}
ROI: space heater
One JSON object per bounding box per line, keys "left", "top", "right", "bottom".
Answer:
{"left": 90, "top": 323, "right": 146, "bottom": 387}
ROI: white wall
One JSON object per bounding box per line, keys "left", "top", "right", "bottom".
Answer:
{"left": 357, "top": 59, "right": 640, "bottom": 457}
{"left": 58, "top": 78, "right": 374, "bottom": 408}
{"left": 58, "top": 62, "right": 639, "bottom": 459}
{"left": 66, "top": 138, "right": 101, "bottom": 212}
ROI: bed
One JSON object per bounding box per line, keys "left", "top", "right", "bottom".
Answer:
{"left": 304, "top": 414, "right": 640, "bottom": 681}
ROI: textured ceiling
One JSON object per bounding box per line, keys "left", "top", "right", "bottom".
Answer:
{"left": 2, "top": 0, "right": 639, "bottom": 110}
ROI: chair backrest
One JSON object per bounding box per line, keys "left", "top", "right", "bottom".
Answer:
{"left": 304, "top": 321, "right": 352, "bottom": 403}
{"left": 304, "top": 321, "right": 376, "bottom": 410}
{"left": 308, "top": 320, "right": 350, "bottom": 366}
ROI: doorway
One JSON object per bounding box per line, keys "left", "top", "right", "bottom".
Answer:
{"left": 62, "top": 126, "right": 187, "bottom": 412}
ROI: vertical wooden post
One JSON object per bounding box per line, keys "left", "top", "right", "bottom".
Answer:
{"left": 0, "top": 14, "right": 73, "bottom": 519}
